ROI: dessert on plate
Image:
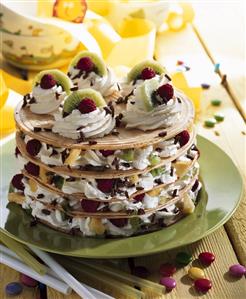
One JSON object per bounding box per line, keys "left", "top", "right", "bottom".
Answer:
{"left": 9, "top": 52, "right": 201, "bottom": 237}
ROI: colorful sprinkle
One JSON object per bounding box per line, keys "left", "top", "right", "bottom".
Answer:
{"left": 5, "top": 282, "right": 23, "bottom": 296}
{"left": 194, "top": 278, "right": 212, "bottom": 293}
{"left": 211, "top": 99, "right": 221, "bottom": 106}
{"left": 229, "top": 264, "right": 246, "bottom": 277}
{"left": 204, "top": 119, "right": 216, "bottom": 128}
{"left": 201, "top": 83, "right": 210, "bottom": 89}
{"left": 199, "top": 252, "right": 215, "bottom": 265}
{"left": 20, "top": 273, "right": 38, "bottom": 287}
{"left": 214, "top": 113, "right": 224, "bottom": 122}
{"left": 175, "top": 252, "right": 192, "bottom": 265}
{"left": 214, "top": 63, "right": 220, "bottom": 73}
{"left": 159, "top": 277, "right": 176, "bottom": 291}
{"left": 188, "top": 267, "right": 205, "bottom": 280}
{"left": 159, "top": 263, "right": 176, "bottom": 277}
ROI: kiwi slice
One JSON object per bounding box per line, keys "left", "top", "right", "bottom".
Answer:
{"left": 150, "top": 167, "right": 164, "bottom": 177}
{"left": 127, "top": 60, "right": 166, "bottom": 82}
{"left": 120, "top": 149, "right": 134, "bottom": 162}
{"left": 69, "top": 51, "right": 107, "bottom": 77}
{"left": 63, "top": 89, "right": 106, "bottom": 114}
{"left": 33, "top": 69, "right": 72, "bottom": 94}
{"left": 140, "top": 78, "right": 159, "bottom": 111}
{"left": 149, "top": 154, "right": 161, "bottom": 166}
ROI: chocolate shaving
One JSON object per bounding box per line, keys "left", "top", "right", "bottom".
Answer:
{"left": 29, "top": 97, "right": 36, "bottom": 104}
{"left": 172, "top": 189, "right": 178, "bottom": 197}
{"left": 67, "top": 72, "right": 71, "bottom": 77}
{"left": 70, "top": 86, "right": 79, "bottom": 91}
{"left": 41, "top": 209, "right": 51, "bottom": 215}
{"left": 115, "top": 97, "right": 127, "bottom": 105}
{"left": 170, "top": 167, "right": 174, "bottom": 176}
{"left": 112, "top": 130, "right": 119, "bottom": 136}
{"left": 130, "top": 101, "right": 135, "bottom": 105}
{"left": 37, "top": 194, "right": 44, "bottom": 199}
{"left": 165, "top": 74, "right": 172, "bottom": 81}
{"left": 121, "top": 162, "right": 131, "bottom": 168}
{"left": 125, "top": 191, "right": 129, "bottom": 199}
{"left": 50, "top": 149, "right": 58, "bottom": 157}
{"left": 66, "top": 177, "right": 76, "bottom": 182}
{"left": 55, "top": 92, "right": 60, "bottom": 100}
{"left": 177, "top": 97, "right": 182, "bottom": 103}
{"left": 158, "top": 131, "right": 167, "bottom": 137}
{"left": 61, "top": 150, "right": 68, "bottom": 163}
{"left": 43, "top": 128, "right": 52, "bottom": 132}
{"left": 77, "top": 131, "right": 85, "bottom": 143}
{"left": 155, "top": 147, "right": 162, "bottom": 152}
{"left": 154, "top": 178, "right": 162, "bottom": 184}
{"left": 186, "top": 154, "right": 194, "bottom": 160}
{"left": 136, "top": 186, "right": 144, "bottom": 191}
{"left": 115, "top": 113, "right": 123, "bottom": 127}
{"left": 117, "top": 83, "right": 121, "bottom": 91}
{"left": 33, "top": 127, "right": 42, "bottom": 132}
{"left": 22, "top": 96, "right": 28, "bottom": 108}
{"left": 88, "top": 140, "right": 97, "bottom": 145}
{"left": 125, "top": 90, "right": 134, "bottom": 102}
{"left": 104, "top": 106, "right": 112, "bottom": 115}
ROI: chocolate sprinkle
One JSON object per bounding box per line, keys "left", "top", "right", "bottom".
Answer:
{"left": 172, "top": 189, "right": 178, "bottom": 197}
{"left": 158, "top": 131, "right": 167, "bottom": 137}
{"left": 165, "top": 74, "right": 172, "bottom": 81}
{"left": 41, "top": 209, "right": 51, "bottom": 215}
{"left": 70, "top": 86, "right": 79, "bottom": 91}
{"left": 33, "top": 127, "right": 42, "bottom": 132}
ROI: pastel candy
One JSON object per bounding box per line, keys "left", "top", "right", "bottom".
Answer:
{"left": 194, "top": 278, "right": 212, "bottom": 293}
{"left": 188, "top": 267, "right": 205, "bottom": 280}
{"left": 159, "top": 277, "right": 176, "bottom": 291}
{"left": 229, "top": 264, "right": 246, "bottom": 277}
{"left": 198, "top": 252, "right": 215, "bottom": 265}
{"left": 20, "top": 273, "right": 38, "bottom": 287}
{"left": 5, "top": 282, "right": 23, "bottom": 296}
{"left": 175, "top": 251, "right": 192, "bottom": 265}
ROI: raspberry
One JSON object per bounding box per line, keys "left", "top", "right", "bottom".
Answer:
{"left": 24, "top": 162, "right": 40, "bottom": 177}
{"left": 77, "top": 98, "right": 97, "bottom": 114}
{"left": 81, "top": 199, "right": 100, "bottom": 212}
{"left": 11, "top": 174, "right": 24, "bottom": 191}
{"left": 141, "top": 67, "right": 156, "bottom": 80}
{"left": 156, "top": 84, "right": 174, "bottom": 103}
{"left": 40, "top": 74, "right": 57, "bottom": 89}
{"left": 133, "top": 193, "right": 145, "bottom": 202}
{"left": 191, "top": 179, "right": 199, "bottom": 192}
{"left": 99, "top": 150, "right": 115, "bottom": 157}
{"left": 176, "top": 130, "right": 190, "bottom": 147}
{"left": 96, "top": 179, "right": 115, "bottom": 193}
{"left": 26, "top": 139, "right": 42, "bottom": 156}
{"left": 76, "top": 57, "right": 94, "bottom": 72}
{"left": 109, "top": 218, "right": 128, "bottom": 228}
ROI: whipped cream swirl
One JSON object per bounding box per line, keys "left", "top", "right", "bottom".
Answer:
{"left": 52, "top": 108, "right": 115, "bottom": 139}
{"left": 30, "top": 85, "right": 66, "bottom": 114}
{"left": 69, "top": 67, "right": 118, "bottom": 97}
{"left": 123, "top": 76, "right": 182, "bottom": 131}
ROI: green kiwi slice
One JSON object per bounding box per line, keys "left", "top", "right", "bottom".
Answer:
{"left": 33, "top": 69, "right": 72, "bottom": 94}
{"left": 63, "top": 89, "right": 106, "bottom": 114}
{"left": 127, "top": 60, "right": 166, "bottom": 82}
{"left": 69, "top": 51, "right": 107, "bottom": 77}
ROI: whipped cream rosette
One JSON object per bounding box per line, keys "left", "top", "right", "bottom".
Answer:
{"left": 27, "top": 70, "right": 72, "bottom": 115}
{"left": 9, "top": 58, "right": 202, "bottom": 238}
{"left": 68, "top": 51, "right": 120, "bottom": 98}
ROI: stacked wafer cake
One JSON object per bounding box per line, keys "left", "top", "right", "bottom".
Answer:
{"left": 9, "top": 51, "right": 201, "bottom": 237}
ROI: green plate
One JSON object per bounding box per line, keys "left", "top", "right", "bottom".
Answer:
{"left": 0, "top": 134, "right": 243, "bottom": 258}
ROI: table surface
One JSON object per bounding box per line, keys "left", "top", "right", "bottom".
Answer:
{"left": 1, "top": 3, "right": 245, "bottom": 299}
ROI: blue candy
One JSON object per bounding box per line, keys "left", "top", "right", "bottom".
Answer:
{"left": 5, "top": 282, "right": 23, "bottom": 296}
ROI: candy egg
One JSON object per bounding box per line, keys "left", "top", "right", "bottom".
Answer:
{"left": 159, "top": 277, "right": 176, "bottom": 291}
{"left": 20, "top": 273, "right": 38, "bottom": 287}
{"left": 198, "top": 252, "right": 215, "bottom": 265}
{"left": 194, "top": 278, "right": 212, "bottom": 293}
{"left": 188, "top": 267, "right": 205, "bottom": 280}
{"left": 5, "top": 282, "right": 23, "bottom": 296}
{"left": 175, "top": 251, "right": 192, "bottom": 265}
{"left": 229, "top": 264, "right": 246, "bottom": 277}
